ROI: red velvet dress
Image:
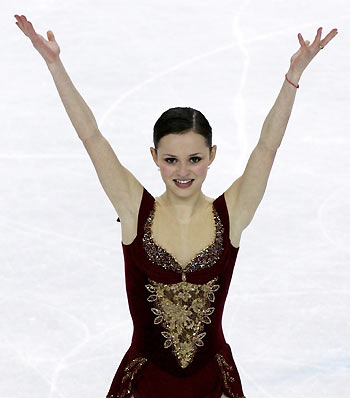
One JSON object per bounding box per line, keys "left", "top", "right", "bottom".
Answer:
{"left": 106, "top": 187, "right": 246, "bottom": 398}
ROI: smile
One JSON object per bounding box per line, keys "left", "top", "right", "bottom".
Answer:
{"left": 173, "top": 179, "right": 194, "bottom": 188}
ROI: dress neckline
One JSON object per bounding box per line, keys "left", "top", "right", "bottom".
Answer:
{"left": 142, "top": 197, "right": 225, "bottom": 273}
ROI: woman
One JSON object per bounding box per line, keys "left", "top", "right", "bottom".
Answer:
{"left": 14, "top": 14, "right": 338, "bottom": 398}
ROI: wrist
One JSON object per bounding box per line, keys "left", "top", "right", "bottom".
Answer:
{"left": 286, "top": 67, "right": 302, "bottom": 83}
{"left": 46, "top": 57, "right": 63, "bottom": 72}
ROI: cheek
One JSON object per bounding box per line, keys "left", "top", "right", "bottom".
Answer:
{"left": 159, "top": 165, "right": 173, "bottom": 179}
{"left": 196, "top": 164, "right": 208, "bottom": 178}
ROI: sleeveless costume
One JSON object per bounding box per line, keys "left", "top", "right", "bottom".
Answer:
{"left": 106, "top": 187, "right": 246, "bottom": 398}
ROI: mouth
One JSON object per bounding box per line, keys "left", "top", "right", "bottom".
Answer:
{"left": 173, "top": 179, "right": 194, "bottom": 188}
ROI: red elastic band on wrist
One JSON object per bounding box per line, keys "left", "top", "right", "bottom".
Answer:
{"left": 285, "top": 73, "right": 299, "bottom": 88}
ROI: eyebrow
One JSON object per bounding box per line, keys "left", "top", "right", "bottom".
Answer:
{"left": 163, "top": 153, "right": 203, "bottom": 157}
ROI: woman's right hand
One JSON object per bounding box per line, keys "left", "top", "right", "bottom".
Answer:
{"left": 14, "top": 14, "right": 60, "bottom": 65}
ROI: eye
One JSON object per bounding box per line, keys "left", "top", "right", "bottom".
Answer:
{"left": 190, "top": 156, "right": 201, "bottom": 163}
{"left": 164, "top": 157, "right": 202, "bottom": 164}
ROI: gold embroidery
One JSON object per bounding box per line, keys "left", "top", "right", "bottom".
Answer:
{"left": 142, "top": 200, "right": 224, "bottom": 273}
{"left": 145, "top": 277, "right": 220, "bottom": 368}
{"left": 107, "top": 357, "right": 148, "bottom": 398}
{"left": 215, "top": 353, "right": 246, "bottom": 398}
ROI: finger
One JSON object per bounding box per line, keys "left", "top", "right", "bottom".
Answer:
{"left": 15, "top": 21, "right": 22, "bottom": 31}
{"left": 23, "top": 18, "right": 37, "bottom": 39}
{"left": 47, "top": 30, "right": 55, "bottom": 41}
{"left": 297, "top": 32, "right": 307, "bottom": 48}
{"left": 311, "top": 27, "right": 323, "bottom": 48}
{"left": 15, "top": 15, "right": 29, "bottom": 35}
{"left": 17, "top": 15, "right": 33, "bottom": 32}
{"left": 14, "top": 15, "right": 24, "bottom": 31}
{"left": 321, "top": 28, "right": 338, "bottom": 46}
{"left": 20, "top": 17, "right": 29, "bottom": 35}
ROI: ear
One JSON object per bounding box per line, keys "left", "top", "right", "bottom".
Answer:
{"left": 150, "top": 147, "right": 159, "bottom": 167}
{"left": 209, "top": 145, "right": 217, "bottom": 165}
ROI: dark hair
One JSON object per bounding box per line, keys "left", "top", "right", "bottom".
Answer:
{"left": 153, "top": 107, "right": 212, "bottom": 155}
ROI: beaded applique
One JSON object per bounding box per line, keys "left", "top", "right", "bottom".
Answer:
{"left": 145, "top": 276, "right": 220, "bottom": 368}
{"left": 215, "top": 353, "right": 246, "bottom": 398}
{"left": 107, "top": 357, "right": 148, "bottom": 398}
{"left": 142, "top": 199, "right": 224, "bottom": 278}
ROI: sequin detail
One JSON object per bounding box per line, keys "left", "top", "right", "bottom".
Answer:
{"left": 145, "top": 276, "right": 220, "bottom": 368}
{"left": 142, "top": 199, "right": 224, "bottom": 274}
{"left": 107, "top": 357, "right": 148, "bottom": 398}
{"left": 215, "top": 353, "right": 246, "bottom": 398}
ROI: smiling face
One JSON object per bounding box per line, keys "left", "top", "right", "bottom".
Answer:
{"left": 150, "top": 130, "right": 217, "bottom": 197}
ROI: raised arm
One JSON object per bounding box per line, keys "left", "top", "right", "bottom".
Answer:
{"left": 225, "top": 27, "right": 339, "bottom": 232}
{"left": 14, "top": 14, "right": 143, "bottom": 220}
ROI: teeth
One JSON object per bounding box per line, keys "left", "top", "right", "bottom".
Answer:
{"left": 175, "top": 179, "right": 192, "bottom": 184}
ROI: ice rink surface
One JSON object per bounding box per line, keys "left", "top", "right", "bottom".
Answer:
{"left": 1, "top": 0, "right": 349, "bottom": 397}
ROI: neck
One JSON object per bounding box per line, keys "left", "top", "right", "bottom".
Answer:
{"left": 157, "top": 190, "right": 210, "bottom": 221}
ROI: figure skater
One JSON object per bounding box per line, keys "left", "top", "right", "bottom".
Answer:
{"left": 15, "top": 14, "right": 338, "bottom": 397}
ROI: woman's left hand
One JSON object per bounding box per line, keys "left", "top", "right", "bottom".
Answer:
{"left": 290, "top": 27, "right": 338, "bottom": 75}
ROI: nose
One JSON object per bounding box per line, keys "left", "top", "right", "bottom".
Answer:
{"left": 176, "top": 162, "right": 192, "bottom": 178}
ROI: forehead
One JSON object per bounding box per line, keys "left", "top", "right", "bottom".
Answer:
{"left": 158, "top": 132, "right": 206, "bottom": 152}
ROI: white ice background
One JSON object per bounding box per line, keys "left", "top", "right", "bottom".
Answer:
{"left": 1, "top": 1, "right": 349, "bottom": 397}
